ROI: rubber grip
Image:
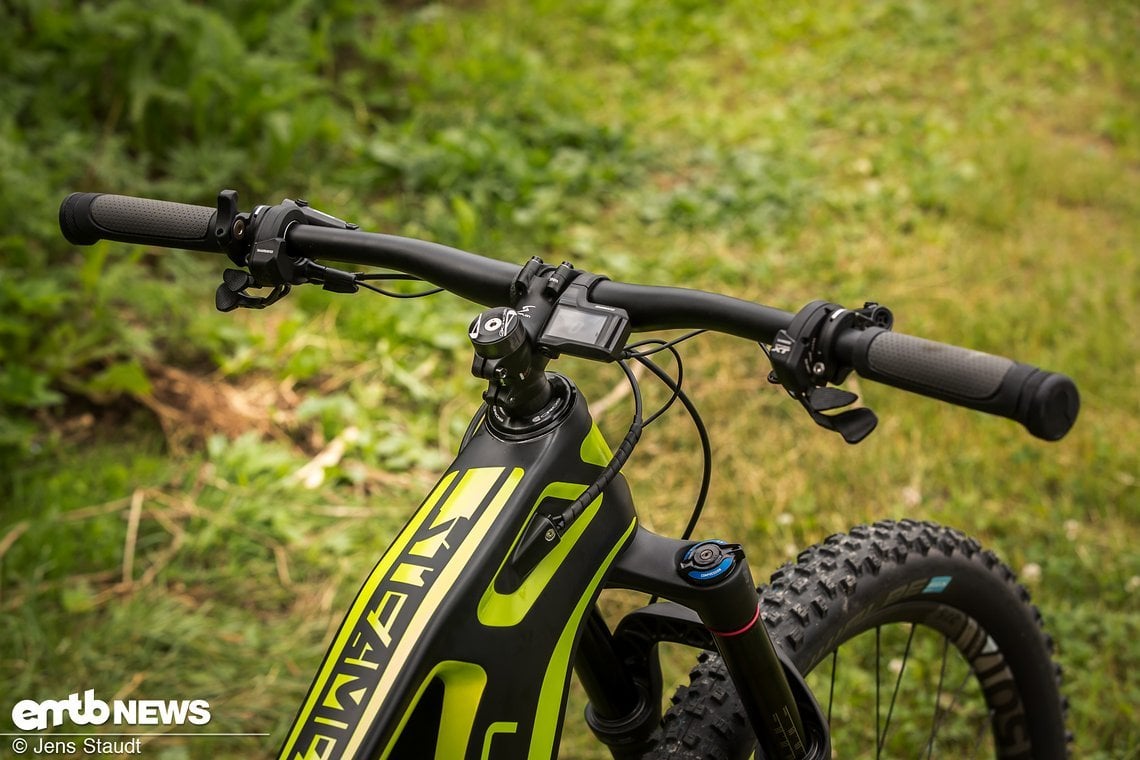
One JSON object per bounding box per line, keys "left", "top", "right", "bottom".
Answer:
{"left": 60, "top": 193, "right": 221, "bottom": 252}
{"left": 844, "top": 328, "right": 1079, "bottom": 441}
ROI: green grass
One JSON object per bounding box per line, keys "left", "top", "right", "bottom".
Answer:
{"left": 2, "top": 0, "right": 1138, "bottom": 758}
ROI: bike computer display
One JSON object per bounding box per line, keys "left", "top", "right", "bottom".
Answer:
{"left": 538, "top": 279, "right": 631, "bottom": 362}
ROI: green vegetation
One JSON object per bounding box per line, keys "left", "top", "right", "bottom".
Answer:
{"left": 2, "top": 0, "right": 1137, "bottom": 758}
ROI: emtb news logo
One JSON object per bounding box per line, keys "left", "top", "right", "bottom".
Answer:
{"left": 11, "top": 690, "right": 211, "bottom": 731}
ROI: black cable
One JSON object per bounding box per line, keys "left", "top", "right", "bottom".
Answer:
{"left": 632, "top": 353, "right": 713, "bottom": 543}
{"left": 625, "top": 329, "right": 706, "bottom": 357}
{"left": 552, "top": 359, "right": 643, "bottom": 533}
{"left": 619, "top": 358, "right": 644, "bottom": 431}
{"left": 356, "top": 272, "right": 425, "bottom": 281}
{"left": 356, "top": 279, "right": 444, "bottom": 299}
{"left": 299, "top": 262, "right": 444, "bottom": 299}
{"left": 626, "top": 342, "right": 685, "bottom": 426}
{"left": 625, "top": 332, "right": 703, "bottom": 426}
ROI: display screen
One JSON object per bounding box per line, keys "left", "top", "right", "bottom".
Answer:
{"left": 544, "top": 306, "right": 608, "bottom": 344}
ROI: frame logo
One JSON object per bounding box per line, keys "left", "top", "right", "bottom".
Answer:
{"left": 283, "top": 467, "right": 522, "bottom": 760}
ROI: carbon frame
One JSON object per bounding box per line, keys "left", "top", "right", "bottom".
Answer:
{"left": 277, "top": 378, "right": 640, "bottom": 759}
{"left": 277, "top": 377, "right": 820, "bottom": 760}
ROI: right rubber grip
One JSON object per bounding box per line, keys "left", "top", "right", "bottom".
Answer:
{"left": 60, "top": 193, "right": 221, "bottom": 253}
{"left": 845, "top": 328, "right": 1079, "bottom": 441}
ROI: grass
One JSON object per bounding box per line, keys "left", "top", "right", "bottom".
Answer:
{"left": 2, "top": 0, "right": 1138, "bottom": 758}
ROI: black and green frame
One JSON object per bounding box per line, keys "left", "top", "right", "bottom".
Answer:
{"left": 278, "top": 380, "right": 640, "bottom": 760}
{"left": 278, "top": 375, "right": 821, "bottom": 760}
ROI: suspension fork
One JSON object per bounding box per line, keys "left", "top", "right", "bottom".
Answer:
{"left": 573, "top": 608, "right": 662, "bottom": 759}
{"left": 607, "top": 528, "right": 812, "bottom": 760}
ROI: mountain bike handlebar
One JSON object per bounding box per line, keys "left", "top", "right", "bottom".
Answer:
{"left": 59, "top": 191, "right": 1080, "bottom": 441}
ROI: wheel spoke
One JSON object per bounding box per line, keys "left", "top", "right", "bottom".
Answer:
{"left": 878, "top": 623, "right": 916, "bottom": 754}
{"left": 926, "top": 634, "right": 951, "bottom": 759}
{"left": 875, "top": 625, "right": 882, "bottom": 760}
{"left": 971, "top": 705, "right": 993, "bottom": 758}
{"left": 827, "top": 648, "right": 838, "bottom": 727}
{"left": 926, "top": 657, "right": 975, "bottom": 756}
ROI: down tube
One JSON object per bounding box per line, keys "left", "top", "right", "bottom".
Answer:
{"left": 278, "top": 391, "right": 638, "bottom": 760}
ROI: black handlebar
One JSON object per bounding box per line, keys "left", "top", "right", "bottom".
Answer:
{"left": 287, "top": 225, "right": 519, "bottom": 308}
{"left": 58, "top": 191, "right": 1080, "bottom": 441}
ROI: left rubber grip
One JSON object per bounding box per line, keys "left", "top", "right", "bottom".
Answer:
{"left": 60, "top": 192, "right": 222, "bottom": 253}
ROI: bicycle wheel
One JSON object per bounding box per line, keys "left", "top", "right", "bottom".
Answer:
{"left": 651, "top": 519, "right": 1069, "bottom": 759}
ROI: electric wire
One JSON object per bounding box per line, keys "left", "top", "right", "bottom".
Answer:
{"left": 624, "top": 332, "right": 702, "bottom": 426}
{"left": 356, "top": 273, "right": 426, "bottom": 281}
{"left": 299, "top": 263, "right": 444, "bottom": 299}
{"left": 628, "top": 342, "right": 684, "bottom": 426}
{"left": 355, "top": 279, "right": 444, "bottom": 299}
{"left": 625, "top": 329, "right": 706, "bottom": 357}
{"left": 552, "top": 358, "right": 643, "bottom": 533}
{"left": 629, "top": 352, "right": 713, "bottom": 543}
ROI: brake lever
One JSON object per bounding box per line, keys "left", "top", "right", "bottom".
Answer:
{"left": 214, "top": 269, "right": 291, "bottom": 311}
{"left": 764, "top": 300, "right": 890, "bottom": 444}
{"left": 797, "top": 390, "right": 878, "bottom": 443}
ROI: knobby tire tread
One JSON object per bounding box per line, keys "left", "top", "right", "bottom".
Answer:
{"left": 646, "top": 519, "right": 1070, "bottom": 759}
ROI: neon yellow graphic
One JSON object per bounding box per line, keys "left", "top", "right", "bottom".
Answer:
{"left": 579, "top": 423, "right": 612, "bottom": 468}
{"left": 434, "top": 468, "right": 503, "bottom": 526}
{"left": 284, "top": 438, "right": 631, "bottom": 760}
{"left": 294, "top": 736, "right": 336, "bottom": 760}
{"left": 322, "top": 674, "right": 367, "bottom": 712}
{"left": 341, "top": 468, "right": 524, "bottom": 757}
{"left": 378, "top": 661, "right": 489, "bottom": 760}
{"left": 476, "top": 412, "right": 617, "bottom": 629}
{"left": 478, "top": 481, "right": 605, "bottom": 628}
{"left": 282, "top": 468, "right": 522, "bottom": 760}
{"left": 481, "top": 721, "right": 519, "bottom": 760}
{"left": 281, "top": 471, "right": 459, "bottom": 759}
{"left": 529, "top": 517, "right": 638, "bottom": 757}
{"left": 343, "top": 632, "right": 381, "bottom": 671}
{"left": 389, "top": 562, "right": 433, "bottom": 588}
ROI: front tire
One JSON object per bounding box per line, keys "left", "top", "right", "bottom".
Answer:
{"left": 653, "top": 520, "right": 1069, "bottom": 759}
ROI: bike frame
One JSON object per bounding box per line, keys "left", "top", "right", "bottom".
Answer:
{"left": 277, "top": 374, "right": 821, "bottom": 760}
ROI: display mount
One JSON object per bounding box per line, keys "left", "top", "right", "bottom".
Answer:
{"left": 538, "top": 275, "right": 631, "bottom": 362}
